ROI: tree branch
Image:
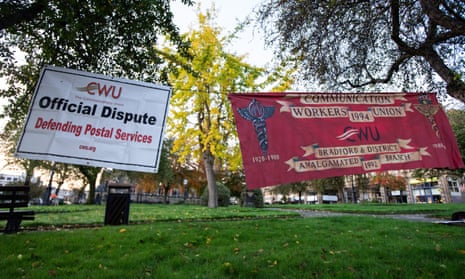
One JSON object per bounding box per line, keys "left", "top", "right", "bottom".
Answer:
{"left": 420, "top": 0, "right": 465, "bottom": 35}
{"left": 342, "top": 53, "right": 411, "bottom": 88}
{"left": 389, "top": 0, "right": 465, "bottom": 102}
{"left": 0, "top": 1, "right": 48, "bottom": 30}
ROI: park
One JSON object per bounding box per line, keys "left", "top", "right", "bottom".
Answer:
{"left": 1, "top": 1, "right": 465, "bottom": 278}
{"left": 1, "top": 202, "right": 465, "bottom": 278}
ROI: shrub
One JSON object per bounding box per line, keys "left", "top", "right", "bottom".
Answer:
{"left": 201, "top": 182, "right": 231, "bottom": 207}
{"left": 253, "top": 189, "right": 264, "bottom": 208}
{"left": 241, "top": 189, "right": 264, "bottom": 208}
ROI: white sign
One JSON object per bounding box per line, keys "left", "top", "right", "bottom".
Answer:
{"left": 322, "top": 195, "right": 338, "bottom": 202}
{"left": 16, "top": 66, "right": 171, "bottom": 173}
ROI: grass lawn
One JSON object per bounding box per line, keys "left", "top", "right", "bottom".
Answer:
{"left": 1, "top": 203, "right": 465, "bottom": 278}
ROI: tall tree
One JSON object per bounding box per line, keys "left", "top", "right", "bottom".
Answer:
{"left": 77, "top": 166, "right": 100, "bottom": 204}
{"left": 1, "top": 0, "right": 192, "bottom": 123}
{"left": 0, "top": 1, "right": 48, "bottom": 30}
{"left": 355, "top": 173, "right": 371, "bottom": 202}
{"left": 370, "top": 172, "right": 408, "bottom": 203}
{"left": 0, "top": 0, "right": 193, "bottom": 197}
{"left": 257, "top": 0, "right": 465, "bottom": 102}
{"left": 154, "top": 138, "right": 177, "bottom": 204}
{"left": 313, "top": 176, "right": 346, "bottom": 203}
{"left": 447, "top": 109, "right": 465, "bottom": 165}
{"left": 272, "top": 181, "right": 310, "bottom": 203}
{"left": 160, "top": 8, "right": 291, "bottom": 208}
{"left": 52, "top": 163, "right": 83, "bottom": 196}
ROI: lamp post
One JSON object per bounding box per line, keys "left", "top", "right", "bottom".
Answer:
{"left": 183, "top": 179, "right": 188, "bottom": 201}
{"left": 351, "top": 174, "right": 356, "bottom": 204}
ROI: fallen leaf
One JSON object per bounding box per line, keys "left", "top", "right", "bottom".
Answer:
{"left": 31, "top": 261, "right": 41, "bottom": 268}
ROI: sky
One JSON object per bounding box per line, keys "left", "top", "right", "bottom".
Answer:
{"left": 169, "top": 1, "right": 465, "bottom": 109}
{"left": 171, "top": 0, "right": 272, "bottom": 67}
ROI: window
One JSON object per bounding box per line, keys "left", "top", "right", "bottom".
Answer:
{"left": 448, "top": 177, "right": 460, "bottom": 193}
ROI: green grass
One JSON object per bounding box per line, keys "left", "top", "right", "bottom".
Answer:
{"left": 18, "top": 204, "right": 298, "bottom": 228}
{"left": 1, "top": 203, "right": 465, "bottom": 278}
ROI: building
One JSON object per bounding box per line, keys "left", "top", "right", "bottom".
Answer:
{"left": 261, "top": 171, "right": 465, "bottom": 205}
{"left": 0, "top": 173, "right": 24, "bottom": 186}
{"left": 346, "top": 172, "right": 464, "bottom": 204}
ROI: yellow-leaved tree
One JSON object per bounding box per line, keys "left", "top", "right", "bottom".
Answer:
{"left": 158, "top": 7, "right": 292, "bottom": 208}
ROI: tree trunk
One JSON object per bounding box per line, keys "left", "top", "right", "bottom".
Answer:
{"left": 87, "top": 180, "right": 96, "bottom": 204}
{"left": 24, "top": 169, "right": 32, "bottom": 186}
{"left": 338, "top": 187, "right": 345, "bottom": 204}
{"left": 163, "top": 184, "right": 170, "bottom": 204}
{"left": 78, "top": 166, "right": 100, "bottom": 204}
{"left": 203, "top": 150, "right": 217, "bottom": 208}
{"left": 55, "top": 182, "right": 64, "bottom": 196}
{"left": 21, "top": 160, "right": 38, "bottom": 186}
{"left": 317, "top": 191, "right": 323, "bottom": 204}
{"left": 384, "top": 187, "right": 389, "bottom": 204}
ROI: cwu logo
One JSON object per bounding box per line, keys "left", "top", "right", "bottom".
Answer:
{"left": 237, "top": 98, "right": 275, "bottom": 155}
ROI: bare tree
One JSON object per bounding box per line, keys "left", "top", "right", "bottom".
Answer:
{"left": 258, "top": 0, "right": 465, "bottom": 102}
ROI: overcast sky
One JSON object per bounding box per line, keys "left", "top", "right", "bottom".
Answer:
{"left": 171, "top": 0, "right": 272, "bottom": 67}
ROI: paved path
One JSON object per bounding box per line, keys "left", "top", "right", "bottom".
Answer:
{"left": 295, "top": 210, "right": 444, "bottom": 223}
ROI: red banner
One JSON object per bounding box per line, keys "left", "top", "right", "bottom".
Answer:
{"left": 228, "top": 93, "right": 464, "bottom": 189}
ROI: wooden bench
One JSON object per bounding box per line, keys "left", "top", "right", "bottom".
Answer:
{"left": 0, "top": 186, "right": 35, "bottom": 233}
